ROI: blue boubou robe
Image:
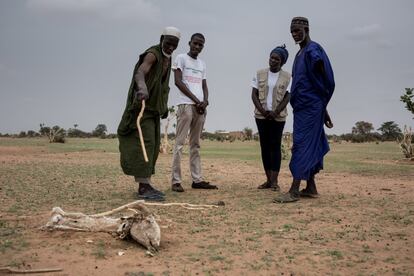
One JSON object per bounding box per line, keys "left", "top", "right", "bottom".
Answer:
{"left": 289, "top": 41, "right": 335, "bottom": 180}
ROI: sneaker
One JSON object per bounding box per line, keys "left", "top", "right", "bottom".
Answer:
{"left": 137, "top": 190, "right": 165, "bottom": 201}
{"left": 150, "top": 188, "right": 165, "bottom": 196}
{"left": 137, "top": 183, "right": 165, "bottom": 201}
{"left": 191, "top": 181, "right": 218, "bottom": 190}
{"left": 138, "top": 184, "right": 165, "bottom": 197}
{"left": 172, "top": 183, "right": 185, "bottom": 192}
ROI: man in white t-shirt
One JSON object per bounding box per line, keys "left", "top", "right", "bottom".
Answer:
{"left": 171, "top": 33, "right": 217, "bottom": 192}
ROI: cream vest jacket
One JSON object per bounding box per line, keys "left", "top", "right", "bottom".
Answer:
{"left": 254, "top": 68, "right": 291, "bottom": 121}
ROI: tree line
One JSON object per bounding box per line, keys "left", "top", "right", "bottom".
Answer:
{"left": 1, "top": 88, "right": 413, "bottom": 144}
{"left": 331, "top": 121, "right": 408, "bottom": 143}
{"left": 0, "top": 120, "right": 411, "bottom": 143}
{"left": 0, "top": 123, "right": 116, "bottom": 142}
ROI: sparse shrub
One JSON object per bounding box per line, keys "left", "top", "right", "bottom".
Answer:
{"left": 92, "top": 124, "right": 107, "bottom": 138}
{"left": 401, "top": 88, "right": 414, "bottom": 118}
{"left": 27, "top": 130, "right": 39, "bottom": 137}
{"left": 18, "top": 131, "right": 27, "bottom": 138}
{"left": 399, "top": 125, "right": 413, "bottom": 160}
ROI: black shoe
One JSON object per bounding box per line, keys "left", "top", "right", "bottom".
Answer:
{"left": 271, "top": 183, "right": 281, "bottom": 192}
{"left": 137, "top": 190, "right": 165, "bottom": 201}
{"left": 138, "top": 183, "right": 165, "bottom": 198}
{"left": 150, "top": 188, "right": 165, "bottom": 196}
{"left": 138, "top": 184, "right": 165, "bottom": 196}
{"left": 192, "top": 181, "right": 218, "bottom": 190}
{"left": 172, "top": 183, "right": 185, "bottom": 192}
{"left": 258, "top": 181, "right": 272, "bottom": 189}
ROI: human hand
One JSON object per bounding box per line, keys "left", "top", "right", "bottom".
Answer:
{"left": 199, "top": 101, "right": 208, "bottom": 110}
{"left": 161, "top": 110, "right": 168, "bottom": 119}
{"left": 264, "top": 111, "right": 275, "bottom": 120}
{"left": 196, "top": 102, "right": 205, "bottom": 115}
{"left": 324, "top": 112, "right": 333, "bottom": 128}
{"left": 273, "top": 108, "right": 282, "bottom": 116}
{"left": 134, "top": 87, "right": 149, "bottom": 101}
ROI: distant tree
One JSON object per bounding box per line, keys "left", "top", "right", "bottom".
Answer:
{"left": 92, "top": 124, "right": 107, "bottom": 138}
{"left": 27, "top": 130, "right": 38, "bottom": 137}
{"left": 18, "top": 131, "right": 27, "bottom": 138}
{"left": 39, "top": 123, "right": 65, "bottom": 142}
{"left": 74, "top": 124, "right": 78, "bottom": 129}
{"left": 352, "top": 121, "right": 374, "bottom": 135}
{"left": 378, "top": 121, "right": 402, "bottom": 141}
{"left": 243, "top": 127, "right": 253, "bottom": 140}
{"left": 400, "top": 88, "right": 414, "bottom": 117}
{"left": 201, "top": 131, "right": 217, "bottom": 141}
{"left": 39, "top": 123, "right": 51, "bottom": 136}
{"left": 50, "top": 125, "right": 65, "bottom": 143}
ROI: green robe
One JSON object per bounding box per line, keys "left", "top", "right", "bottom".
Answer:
{"left": 117, "top": 44, "right": 171, "bottom": 177}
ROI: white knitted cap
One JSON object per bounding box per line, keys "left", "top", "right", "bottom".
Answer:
{"left": 162, "top": 26, "right": 181, "bottom": 39}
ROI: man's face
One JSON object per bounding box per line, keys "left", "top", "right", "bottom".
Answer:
{"left": 290, "top": 25, "right": 306, "bottom": 44}
{"left": 162, "top": 35, "right": 179, "bottom": 56}
{"left": 189, "top": 36, "right": 205, "bottom": 57}
{"left": 269, "top": 53, "right": 282, "bottom": 72}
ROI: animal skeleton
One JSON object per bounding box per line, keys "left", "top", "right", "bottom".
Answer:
{"left": 42, "top": 200, "right": 219, "bottom": 253}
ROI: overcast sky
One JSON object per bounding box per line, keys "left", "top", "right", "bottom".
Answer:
{"left": 1, "top": 0, "right": 413, "bottom": 135}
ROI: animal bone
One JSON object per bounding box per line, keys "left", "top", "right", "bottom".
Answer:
{"left": 42, "top": 204, "right": 160, "bottom": 252}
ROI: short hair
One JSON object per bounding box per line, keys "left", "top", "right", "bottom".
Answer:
{"left": 191, "top": 33, "right": 205, "bottom": 41}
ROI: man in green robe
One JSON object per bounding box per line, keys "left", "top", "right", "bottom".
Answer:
{"left": 118, "top": 27, "right": 180, "bottom": 201}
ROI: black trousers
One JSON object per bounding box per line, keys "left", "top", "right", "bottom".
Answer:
{"left": 255, "top": 118, "right": 285, "bottom": 172}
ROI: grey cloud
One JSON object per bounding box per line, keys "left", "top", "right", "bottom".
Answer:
{"left": 0, "top": 63, "right": 17, "bottom": 77}
{"left": 26, "top": 0, "right": 160, "bottom": 21}
{"left": 348, "top": 24, "right": 382, "bottom": 40}
{"left": 376, "top": 39, "right": 393, "bottom": 49}
{"left": 1, "top": 1, "right": 413, "bottom": 135}
{"left": 347, "top": 24, "right": 392, "bottom": 48}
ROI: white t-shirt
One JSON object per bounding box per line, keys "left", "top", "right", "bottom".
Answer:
{"left": 172, "top": 53, "right": 206, "bottom": 105}
{"left": 251, "top": 71, "right": 279, "bottom": 111}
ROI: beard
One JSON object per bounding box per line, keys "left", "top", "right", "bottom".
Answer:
{"left": 295, "top": 28, "right": 306, "bottom": 44}
{"left": 162, "top": 49, "right": 171, "bottom": 58}
{"left": 161, "top": 41, "right": 171, "bottom": 58}
{"left": 295, "top": 35, "right": 305, "bottom": 45}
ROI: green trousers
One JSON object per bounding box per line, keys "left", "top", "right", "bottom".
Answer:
{"left": 119, "top": 110, "right": 160, "bottom": 178}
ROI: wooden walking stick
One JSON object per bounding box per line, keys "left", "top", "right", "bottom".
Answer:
{"left": 0, "top": 266, "right": 63, "bottom": 274}
{"left": 136, "top": 100, "right": 149, "bottom": 162}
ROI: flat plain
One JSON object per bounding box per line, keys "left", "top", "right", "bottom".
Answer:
{"left": 0, "top": 138, "right": 413, "bottom": 275}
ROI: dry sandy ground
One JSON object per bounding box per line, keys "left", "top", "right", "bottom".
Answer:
{"left": 0, "top": 144, "right": 413, "bottom": 276}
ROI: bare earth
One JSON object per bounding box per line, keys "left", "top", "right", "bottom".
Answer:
{"left": 0, "top": 142, "right": 413, "bottom": 276}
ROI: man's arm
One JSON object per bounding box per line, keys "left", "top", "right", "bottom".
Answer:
{"left": 315, "top": 61, "right": 334, "bottom": 128}
{"left": 197, "top": 79, "right": 209, "bottom": 113}
{"left": 134, "top": 52, "right": 157, "bottom": 101}
{"left": 315, "top": 60, "right": 327, "bottom": 84}
{"left": 174, "top": 69, "right": 201, "bottom": 105}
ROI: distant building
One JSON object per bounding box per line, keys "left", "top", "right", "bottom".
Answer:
{"left": 228, "top": 131, "right": 245, "bottom": 140}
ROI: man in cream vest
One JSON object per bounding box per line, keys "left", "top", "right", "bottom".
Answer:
{"left": 251, "top": 45, "right": 291, "bottom": 191}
